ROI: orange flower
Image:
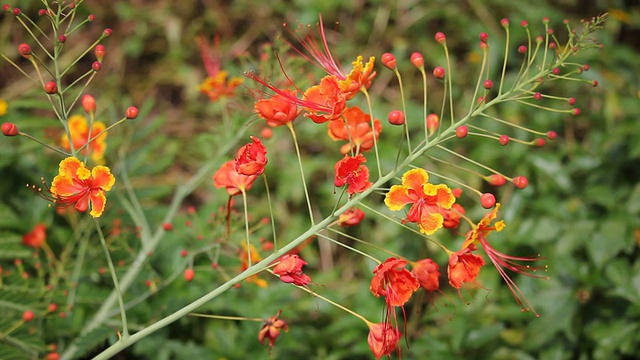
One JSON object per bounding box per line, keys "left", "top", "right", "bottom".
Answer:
{"left": 462, "top": 204, "right": 546, "bottom": 314}
{"left": 328, "top": 106, "right": 382, "bottom": 154}
{"left": 213, "top": 160, "right": 257, "bottom": 196}
{"left": 59, "top": 115, "right": 107, "bottom": 163}
{"left": 50, "top": 157, "right": 115, "bottom": 218}
{"left": 411, "top": 258, "right": 440, "bottom": 292}
{"left": 447, "top": 245, "right": 485, "bottom": 289}
{"left": 334, "top": 154, "right": 372, "bottom": 195}
{"left": 254, "top": 89, "right": 301, "bottom": 127}
{"left": 258, "top": 310, "right": 288, "bottom": 347}
{"left": 281, "top": 15, "right": 376, "bottom": 99}
{"left": 197, "top": 34, "right": 243, "bottom": 101}
{"left": 239, "top": 243, "right": 268, "bottom": 288}
{"left": 384, "top": 168, "right": 456, "bottom": 235}
{"left": 337, "top": 207, "right": 365, "bottom": 227}
{"left": 235, "top": 136, "right": 268, "bottom": 176}
{"left": 22, "top": 223, "right": 46, "bottom": 248}
{"left": 367, "top": 322, "right": 401, "bottom": 360}
{"left": 441, "top": 203, "right": 465, "bottom": 230}
{"left": 302, "top": 75, "right": 346, "bottom": 124}
{"left": 273, "top": 254, "right": 311, "bottom": 286}
{"left": 370, "top": 257, "right": 420, "bottom": 307}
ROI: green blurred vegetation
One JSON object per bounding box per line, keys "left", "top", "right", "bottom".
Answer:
{"left": 1, "top": 0, "right": 639, "bottom": 359}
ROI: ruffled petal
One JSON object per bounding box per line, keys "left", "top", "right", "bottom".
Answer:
{"left": 401, "top": 168, "right": 429, "bottom": 193}
{"left": 418, "top": 211, "right": 444, "bottom": 235}
{"left": 58, "top": 157, "right": 83, "bottom": 179}
{"left": 423, "top": 183, "right": 455, "bottom": 209}
{"left": 91, "top": 165, "right": 116, "bottom": 191}
{"left": 89, "top": 189, "right": 107, "bottom": 217}
{"left": 50, "top": 174, "right": 83, "bottom": 197}
{"left": 384, "top": 185, "right": 414, "bottom": 211}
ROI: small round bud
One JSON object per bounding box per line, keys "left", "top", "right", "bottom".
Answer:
{"left": 94, "top": 44, "right": 106, "bottom": 62}
{"left": 536, "top": 36, "right": 544, "bottom": 44}
{"left": 58, "top": 35, "right": 66, "bottom": 43}
{"left": 520, "top": 20, "right": 529, "bottom": 28}
{"left": 410, "top": 52, "right": 424, "bottom": 68}
{"left": 433, "top": 66, "right": 445, "bottom": 79}
{"left": 513, "top": 176, "right": 528, "bottom": 189}
{"left": 180, "top": 250, "right": 188, "bottom": 257}
{"left": 479, "top": 41, "right": 488, "bottom": 51}
{"left": 426, "top": 113, "right": 439, "bottom": 133}
{"left": 387, "top": 110, "right": 405, "bottom": 125}
{"left": 18, "top": 43, "right": 31, "bottom": 57}
{"left": 542, "top": 16, "right": 550, "bottom": 24}
{"left": 38, "top": 9, "right": 48, "bottom": 16}
{"left": 183, "top": 268, "right": 195, "bottom": 282}
{"left": 22, "top": 310, "right": 35, "bottom": 322}
{"left": 572, "top": 108, "right": 581, "bottom": 116}
{"left": 103, "top": 28, "right": 113, "bottom": 37}
{"left": 81, "top": 94, "right": 96, "bottom": 114}
{"left": 381, "top": 53, "right": 396, "bottom": 70}
{"left": 434, "top": 32, "right": 446, "bottom": 44}
{"left": 552, "top": 67, "right": 560, "bottom": 75}
{"left": 535, "top": 138, "right": 546, "bottom": 147}
{"left": 500, "top": 18, "right": 509, "bottom": 27}
{"left": 47, "top": 303, "right": 58, "bottom": 313}
{"left": 499, "top": 135, "right": 510, "bottom": 146}
{"left": 12, "top": 7, "right": 20, "bottom": 15}
{"left": 479, "top": 32, "right": 488, "bottom": 43}
{"left": 162, "top": 222, "right": 173, "bottom": 231}
{"left": 488, "top": 174, "right": 507, "bottom": 187}
{"left": 533, "top": 92, "right": 542, "bottom": 101}
{"left": 2, "top": 122, "right": 19, "bottom": 136}
{"left": 68, "top": 2, "right": 75, "bottom": 9}
{"left": 125, "top": 106, "right": 139, "bottom": 119}
{"left": 44, "top": 81, "right": 57, "bottom": 94}
{"left": 518, "top": 45, "right": 527, "bottom": 54}
{"left": 455, "top": 125, "right": 468, "bottom": 138}
{"left": 567, "top": 97, "right": 576, "bottom": 105}
{"left": 547, "top": 29, "right": 554, "bottom": 35}
{"left": 46, "top": 353, "right": 60, "bottom": 360}
{"left": 592, "top": 80, "right": 598, "bottom": 87}
{"left": 452, "top": 188, "right": 463, "bottom": 198}
{"left": 549, "top": 42, "right": 557, "bottom": 49}
{"left": 2, "top": 4, "right": 11, "bottom": 12}
{"left": 483, "top": 79, "right": 493, "bottom": 90}
{"left": 546, "top": 131, "right": 557, "bottom": 140}
{"left": 583, "top": 64, "right": 590, "bottom": 71}
{"left": 480, "top": 193, "right": 496, "bottom": 209}
{"left": 87, "top": 14, "right": 96, "bottom": 22}
{"left": 260, "top": 127, "right": 273, "bottom": 139}
{"left": 92, "top": 61, "right": 102, "bottom": 71}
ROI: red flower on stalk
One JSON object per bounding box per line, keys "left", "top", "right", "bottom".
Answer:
{"left": 258, "top": 310, "right": 288, "bottom": 347}
{"left": 447, "top": 245, "right": 485, "bottom": 289}
{"left": 367, "top": 322, "right": 401, "bottom": 359}
{"left": 411, "top": 258, "right": 440, "bottom": 292}
{"left": 370, "top": 257, "right": 420, "bottom": 307}
{"left": 441, "top": 203, "right": 465, "bottom": 230}
{"left": 213, "top": 160, "right": 257, "bottom": 196}
{"left": 197, "top": 34, "right": 243, "bottom": 101}
{"left": 23, "top": 223, "right": 46, "bottom": 248}
{"left": 281, "top": 14, "right": 377, "bottom": 99}
{"left": 235, "top": 136, "right": 268, "bottom": 176}
{"left": 462, "top": 203, "right": 547, "bottom": 315}
{"left": 273, "top": 254, "right": 311, "bottom": 286}
{"left": 334, "top": 154, "right": 372, "bottom": 195}
{"left": 337, "top": 207, "right": 365, "bottom": 227}
{"left": 327, "top": 105, "right": 382, "bottom": 154}
{"left": 254, "top": 89, "right": 301, "bottom": 127}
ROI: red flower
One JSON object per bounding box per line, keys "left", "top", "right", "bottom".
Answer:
{"left": 447, "top": 245, "right": 485, "bottom": 289}
{"left": 213, "top": 160, "right": 258, "bottom": 196}
{"left": 327, "top": 106, "right": 382, "bottom": 154}
{"left": 273, "top": 254, "right": 311, "bottom": 286}
{"left": 367, "top": 322, "right": 401, "bottom": 359}
{"left": 22, "top": 223, "right": 46, "bottom": 248}
{"left": 337, "top": 207, "right": 365, "bottom": 227}
{"left": 370, "top": 257, "right": 420, "bottom": 307}
{"left": 254, "top": 89, "right": 301, "bottom": 127}
{"left": 258, "top": 310, "right": 288, "bottom": 347}
{"left": 235, "top": 136, "right": 268, "bottom": 176}
{"left": 334, "top": 154, "right": 372, "bottom": 195}
{"left": 441, "top": 203, "right": 465, "bottom": 230}
{"left": 50, "top": 157, "right": 116, "bottom": 218}
{"left": 302, "top": 75, "right": 347, "bottom": 124}
{"left": 411, "top": 258, "right": 440, "bottom": 292}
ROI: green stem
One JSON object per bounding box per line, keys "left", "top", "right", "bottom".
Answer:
{"left": 286, "top": 122, "right": 314, "bottom": 225}
{"left": 241, "top": 189, "right": 252, "bottom": 266}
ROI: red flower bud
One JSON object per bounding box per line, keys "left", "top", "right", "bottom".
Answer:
{"left": 162, "top": 222, "right": 173, "bottom": 231}
{"left": 573, "top": 108, "right": 581, "bottom": 116}
{"left": 183, "top": 268, "right": 195, "bottom": 282}
{"left": 535, "top": 138, "right": 546, "bottom": 147}
{"left": 499, "top": 134, "right": 510, "bottom": 146}
{"left": 426, "top": 113, "right": 439, "bottom": 134}
{"left": 94, "top": 44, "right": 106, "bottom": 62}
{"left": 381, "top": 53, "right": 396, "bottom": 70}
{"left": 103, "top": 28, "right": 113, "bottom": 37}
{"left": 455, "top": 125, "right": 468, "bottom": 138}
{"left": 92, "top": 61, "right": 102, "bottom": 71}
{"left": 12, "top": 7, "right": 20, "bottom": 15}
{"left": 87, "top": 14, "right": 95, "bottom": 22}
{"left": 520, "top": 20, "right": 529, "bottom": 28}
{"left": 513, "top": 176, "right": 529, "bottom": 189}
{"left": 500, "top": 18, "right": 509, "bottom": 27}
{"left": 567, "top": 97, "right": 576, "bottom": 105}
{"left": 2, "top": 122, "right": 19, "bottom": 136}
{"left": 81, "top": 94, "right": 96, "bottom": 114}
{"left": 483, "top": 79, "right": 493, "bottom": 90}
{"left": 452, "top": 188, "right": 463, "bottom": 198}
{"left": 480, "top": 193, "right": 496, "bottom": 209}
{"left": 22, "top": 310, "right": 35, "bottom": 322}
{"left": 547, "top": 130, "right": 557, "bottom": 140}
{"left": 18, "top": 43, "right": 31, "bottom": 57}
{"left": 126, "top": 106, "right": 139, "bottom": 119}
{"left": 38, "top": 9, "right": 47, "bottom": 16}
{"left": 433, "top": 66, "right": 445, "bottom": 79}
{"left": 2, "top": 4, "right": 11, "bottom": 12}
{"left": 479, "top": 32, "right": 488, "bottom": 43}
{"left": 387, "top": 110, "right": 405, "bottom": 125}
{"left": 44, "top": 81, "right": 57, "bottom": 94}
{"left": 488, "top": 174, "right": 507, "bottom": 186}
{"left": 410, "top": 52, "right": 424, "bottom": 68}
{"left": 518, "top": 45, "right": 527, "bottom": 54}
{"left": 58, "top": 35, "right": 66, "bottom": 43}
{"left": 434, "top": 32, "right": 446, "bottom": 44}
{"left": 533, "top": 92, "right": 542, "bottom": 101}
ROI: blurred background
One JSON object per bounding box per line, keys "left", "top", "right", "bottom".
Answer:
{"left": 1, "top": 0, "right": 639, "bottom": 359}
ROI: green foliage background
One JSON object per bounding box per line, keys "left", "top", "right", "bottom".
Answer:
{"left": 1, "top": 0, "right": 639, "bottom": 359}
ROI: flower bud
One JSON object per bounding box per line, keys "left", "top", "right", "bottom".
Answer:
{"left": 513, "top": 176, "right": 529, "bottom": 189}
{"left": 480, "top": 193, "right": 496, "bottom": 209}
{"left": 410, "top": 52, "right": 424, "bottom": 68}
{"left": 38, "top": 9, "right": 47, "bottom": 16}
{"left": 2, "top": 122, "right": 19, "bottom": 136}
{"left": 547, "top": 130, "right": 557, "bottom": 140}
{"left": 455, "top": 125, "right": 468, "bottom": 138}
{"left": 12, "top": 7, "right": 20, "bottom": 15}
{"left": 103, "top": 28, "right": 113, "bottom": 37}
{"left": 22, "top": 310, "right": 35, "bottom": 322}
{"left": 58, "top": 35, "right": 66, "bottom": 44}
{"left": 426, "top": 113, "right": 439, "bottom": 134}
{"left": 125, "top": 106, "right": 139, "bottom": 119}
{"left": 92, "top": 61, "right": 102, "bottom": 71}
{"left": 483, "top": 79, "right": 493, "bottom": 90}
{"left": 479, "top": 32, "right": 488, "bottom": 43}
{"left": 518, "top": 45, "right": 527, "bottom": 54}
{"left": 381, "top": 53, "right": 396, "bottom": 70}
{"left": 535, "top": 138, "right": 545, "bottom": 147}
{"left": 18, "top": 43, "right": 31, "bottom": 57}
{"left": 94, "top": 44, "right": 106, "bottom": 62}
{"left": 500, "top": 18, "right": 509, "bottom": 28}
{"left": 2, "top": 4, "right": 11, "bottom": 12}
{"left": 387, "top": 110, "right": 405, "bottom": 125}
{"left": 81, "top": 94, "right": 96, "bottom": 114}
{"left": 434, "top": 32, "right": 446, "bottom": 44}
{"left": 487, "top": 174, "right": 506, "bottom": 187}
{"left": 87, "top": 14, "right": 95, "bottom": 22}
{"left": 499, "top": 135, "right": 510, "bottom": 146}
{"left": 433, "top": 66, "right": 445, "bottom": 79}
{"left": 520, "top": 20, "right": 529, "bottom": 28}
{"left": 44, "top": 81, "right": 57, "bottom": 94}
{"left": 184, "top": 268, "right": 195, "bottom": 282}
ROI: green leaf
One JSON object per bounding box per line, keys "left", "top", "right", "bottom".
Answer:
{"left": 587, "top": 217, "right": 631, "bottom": 269}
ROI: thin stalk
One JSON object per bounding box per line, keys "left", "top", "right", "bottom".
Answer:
{"left": 286, "top": 122, "right": 314, "bottom": 225}
{"left": 241, "top": 189, "right": 252, "bottom": 266}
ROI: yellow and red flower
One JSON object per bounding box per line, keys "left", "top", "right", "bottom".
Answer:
{"left": 370, "top": 257, "right": 420, "bottom": 307}
{"left": 60, "top": 115, "right": 107, "bottom": 163}
{"left": 411, "top": 258, "right": 440, "bottom": 292}
{"left": 328, "top": 106, "right": 382, "bottom": 154}
{"left": 258, "top": 310, "right": 288, "bottom": 347}
{"left": 447, "top": 245, "right": 485, "bottom": 289}
{"left": 384, "top": 168, "right": 456, "bottom": 235}
{"left": 235, "top": 136, "right": 268, "bottom": 176}
{"left": 334, "top": 154, "right": 372, "bottom": 195}
{"left": 273, "top": 254, "right": 311, "bottom": 286}
{"left": 197, "top": 34, "right": 243, "bottom": 101}
{"left": 302, "top": 75, "right": 347, "bottom": 124}
{"left": 50, "top": 157, "right": 115, "bottom": 218}
{"left": 239, "top": 243, "right": 268, "bottom": 288}
{"left": 22, "top": 223, "right": 46, "bottom": 248}
{"left": 213, "top": 160, "right": 258, "bottom": 196}
{"left": 367, "top": 322, "right": 401, "bottom": 359}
